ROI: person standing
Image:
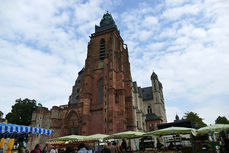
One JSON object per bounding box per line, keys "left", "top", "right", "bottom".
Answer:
{"left": 108, "top": 142, "right": 116, "bottom": 153}
{"left": 50, "top": 146, "right": 56, "bottom": 153}
{"left": 121, "top": 139, "right": 127, "bottom": 152}
{"left": 77, "top": 143, "right": 88, "bottom": 153}
{"left": 101, "top": 144, "right": 111, "bottom": 153}
{"left": 116, "top": 142, "right": 121, "bottom": 153}
{"left": 31, "top": 144, "right": 41, "bottom": 153}
{"left": 65, "top": 146, "right": 74, "bottom": 153}
{"left": 42, "top": 144, "right": 48, "bottom": 153}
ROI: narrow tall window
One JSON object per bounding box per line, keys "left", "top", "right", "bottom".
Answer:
{"left": 68, "top": 128, "right": 72, "bottom": 135}
{"left": 147, "top": 106, "right": 152, "bottom": 114}
{"left": 74, "top": 127, "right": 78, "bottom": 135}
{"left": 98, "top": 78, "right": 104, "bottom": 104}
{"left": 115, "top": 93, "right": 119, "bottom": 103}
{"left": 154, "top": 80, "right": 157, "bottom": 90}
{"left": 99, "top": 39, "right": 105, "bottom": 60}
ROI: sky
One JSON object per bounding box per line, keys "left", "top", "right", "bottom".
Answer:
{"left": 0, "top": 0, "right": 229, "bottom": 125}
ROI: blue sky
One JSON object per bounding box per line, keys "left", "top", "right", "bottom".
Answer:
{"left": 0, "top": 0, "right": 229, "bottom": 124}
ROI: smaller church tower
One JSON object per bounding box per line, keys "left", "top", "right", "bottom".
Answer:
{"left": 151, "top": 72, "right": 167, "bottom": 122}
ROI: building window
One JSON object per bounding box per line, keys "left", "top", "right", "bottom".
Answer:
{"left": 74, "top": 128, "right": 78, "bottom": 135}
{"left": 98, "top": 78, "right": 104, "bottom": 104}
{"left": 147, "top": 106, "right": 152, "bottom": 114}
{"left": 154, "top": 80, "right": 157, "bottom": 90}
{"left": 115, "top": 93, "right": 119, "bottom": 103}
{"left": 99, "top": 39, "right": 105, "bottom": 60}
{"left": 68, "top": 128, "right": 72, "bottom": 135}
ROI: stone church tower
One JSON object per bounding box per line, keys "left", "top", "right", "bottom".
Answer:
{"left": 76, "top": 12, "right": 134, "bottom": 135}
{"left": 27, "top": 12, "right": 167, "bottom": 149}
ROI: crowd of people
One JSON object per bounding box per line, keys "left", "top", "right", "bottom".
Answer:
{"left": 25, "top": 139, "right": 128, "bottom": 153}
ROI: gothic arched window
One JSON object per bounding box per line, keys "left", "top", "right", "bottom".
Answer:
{"left": 147, "top": 105, "right": 152, "bottom": 114}
{"left": 98, "top": 78, "right": 104, "bottom": 104}
{"left": 99, "top": 39, "right": 105, "bottom": 60}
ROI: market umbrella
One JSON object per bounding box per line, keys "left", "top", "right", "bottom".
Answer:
{"left": 104, "top": 131, "right": 145, "bottom": 139}
{"left": 197, "top": 124, "right": 229, "bottom": 135}
{"left": 49, "top": 135, "right": 86, "bottom": 141}
{"left": 144, "top": 127, "right": 197, "bottom": 136}
{"left": 83, "top": 134, "right": 109, "bottom": 141}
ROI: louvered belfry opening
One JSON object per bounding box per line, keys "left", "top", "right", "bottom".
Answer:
{"left": 99, "top": 38, "right": 105, "bottom": 60}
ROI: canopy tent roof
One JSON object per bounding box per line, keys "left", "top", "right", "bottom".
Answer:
{"left": 83, "top": 134, "right": 109, "bottom": 141}
{"left": 104, "top": 131, "right": 145, "bottom": 139}
{"left": 197, "top": 124, "right": 229, "bottom": 135}
{"left": 144, "top": 127, "right": 197, "bottom": 136}
{"left": 0, "top": 122, "right": 54, "bottom": 138}
{"left": 49, "top": 134, "right": 109, "bottom": 142}
{"left": 49, "top": 135, "right": 86, "bottom": 141}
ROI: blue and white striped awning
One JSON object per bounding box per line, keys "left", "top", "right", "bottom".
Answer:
{"left": 0, "top": 123, "right": 54, "bottom": 137}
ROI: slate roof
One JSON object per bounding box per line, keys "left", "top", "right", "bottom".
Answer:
{"left": 145, "top": 113, "right": 162, "bottom": 121}
{"left": 95, "top": 12, "right": 117, "bottom": 33}
{"left": 158, "top": 120, "right": 201, "bottom": 129}
{"left": 132, "top": 81, "right": 154, "bottom": 101}
{"left": 141, "top": 87, "right": 153, "bottom": 101}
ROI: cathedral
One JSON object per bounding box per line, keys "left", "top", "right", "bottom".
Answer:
{"left": 27, "top": 12, "right": 166, "bottom": 147}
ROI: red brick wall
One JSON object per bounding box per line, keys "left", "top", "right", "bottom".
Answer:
{"left": 146, "top": 120, "right": 162, "bottom": 132}
{"left": 79, "top": 29, "right": 134, "bottom": 135}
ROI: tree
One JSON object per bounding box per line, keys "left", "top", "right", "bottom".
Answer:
{"left": 6, "top": 98, "right": 38, "bottom": 126}
{"left": 0, "top": 111, "right": 3, "bottom": 119}
{"left": 182, "top": 111, "right": 207, "bottom": 127}
{"left": 215, "top": 116, "right": 229, "bottom": 124}
{"left": 5, "top": 98, "right": 39, "bottom": 148}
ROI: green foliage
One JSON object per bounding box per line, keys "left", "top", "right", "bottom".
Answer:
{"left": 182, "top": 111, "right": 207, "bottom": 127}
{"left": 215, "top": 116, "right": 229, "bottom": 124}
{"left": 6, "top": 98, "right": 38, "bottom": 126}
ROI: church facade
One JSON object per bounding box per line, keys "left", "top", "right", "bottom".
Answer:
{"left": 27, "top": 13, "right": 166, "bottom": 148}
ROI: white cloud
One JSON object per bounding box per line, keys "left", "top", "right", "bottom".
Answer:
{"left": 162, "top": 2, "right": 202, "bottom": 20}
{"left": 194, "top": 101, "right": 229, "bottom": 124}
{"left": 165, "top": 0, "right": 188, "bottom": 7}
{"left": 122, "top": 0, "right": 229, "bottom": 124}
{"left": 0, "top": 0, "right": 113, "bottom": 116}
{"left": 0, "top": 0, "right": 228, "bottom": 125}
{"left": 0, "top": 40, "right": 77, "bottom": 113}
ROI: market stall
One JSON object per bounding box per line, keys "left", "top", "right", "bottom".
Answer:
{"left": 144, "top": 127, "right": 197, "bottom": 153}
{"left": 48, "top": 133, "right": 109, "bottom": 152}
{"left": 104, "top": 131, "right": 145, "bottom": 151}
{"left": 0, "top": 122, "right": 53, "bottom": 153}
{"left": 195, "top": 124, "right": 229, "bottom": 152}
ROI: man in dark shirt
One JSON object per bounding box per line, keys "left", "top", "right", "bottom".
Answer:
{"left": 121, "top": 139, "right": 127, "bottom": 152}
